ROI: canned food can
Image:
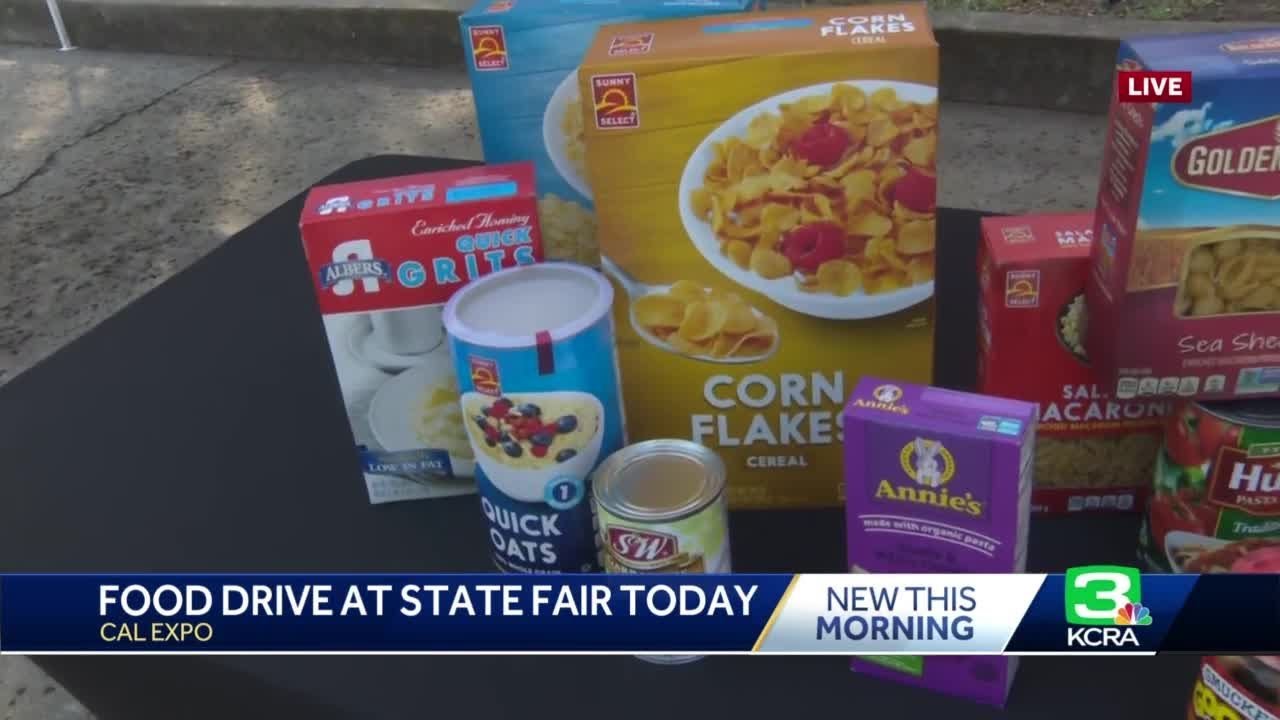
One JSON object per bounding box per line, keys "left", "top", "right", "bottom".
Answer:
{"left": 1188, "top": 655, "right": 1280, "bottom": 720}
{"left": 1141, "top": 398, "right": 1280, "bottom": 573}
{"left": 592, "top": 438, "right": 731, "bottom": 664}
{"left": 443, "top": 263, "right": 626, "bottom": 573}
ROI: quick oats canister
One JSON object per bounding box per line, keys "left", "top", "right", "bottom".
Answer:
{"left": 591, "top": 438, "right": 731, "bottom": 665}
{"left": 443, "top": 263, "right": 626, "bottom": 573}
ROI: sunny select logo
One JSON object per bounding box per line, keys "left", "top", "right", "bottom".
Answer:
{"left": 1005, "top": 269, "right": 1039, "bottom": 308}
{"left": 591, "top": 73, "right": 639, "bottom": 130}
{"left": 609, "top": 33, "right": 655, "bottom": 57}
{"left": 1064, "top": 565, "right": 1152, "bottom": 648}
{"left": 469, "top": 26, "right": 509, "bottom": 71}
{"left": 1173, "top": 115, "right": 1280, "bottom": 199}
{"left": 469, "top": 355, "right": 501, "bottom": 396}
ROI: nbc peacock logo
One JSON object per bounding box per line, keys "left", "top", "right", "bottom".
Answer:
{"left": 469, "top": 26, "right": 509, "bottom": 71}
{"left": 1114, "top": 602, "right": 1153, "bottom": 626}
{"left": 590, "top": 73, "right": 639, "bottom": 130}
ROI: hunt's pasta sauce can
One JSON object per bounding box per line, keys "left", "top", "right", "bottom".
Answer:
{"left": 443, "top": 263, "right": 625, "bottom": 573}
{"left": 1142, "top": 399, "right": 1280, "bottom": 573}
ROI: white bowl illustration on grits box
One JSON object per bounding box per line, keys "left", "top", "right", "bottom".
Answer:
{"left": 461, "top": 390, "right": 605, "bottom": 504}
{"left": 677, "top": 79, "right": 937, "bottom": 321}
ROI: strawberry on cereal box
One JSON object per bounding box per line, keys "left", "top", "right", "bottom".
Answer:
{"left": 977, "top": 213, "right": 1167, "bottom": 514}
{"left": 299, "top": 162, "right": 543, "bottom": 504}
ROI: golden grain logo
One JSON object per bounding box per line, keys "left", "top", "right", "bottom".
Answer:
{"left": 591, "top": 73, "right": 639, "bottom": 130}
{"left": 1220, "top": 35, "right": 1280, "bottom": 54}
{"left": 1173, "top": 115, "right": 1280, "bottom": 200}
{"left": 1005, "top": 269, "right": 1039, "bottom": 308}
{"left": 469, "top": 26, "right": 509, "bottom": 71}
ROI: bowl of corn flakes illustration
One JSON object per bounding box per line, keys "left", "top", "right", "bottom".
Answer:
{"left": 460, "top": 390, "right": 605, "bottom": 503}
{"left": 679, "top": 80, "right": 939, "bottom": 320}
{"left": 542, "top": 68, "right": 592, "bottom": 201}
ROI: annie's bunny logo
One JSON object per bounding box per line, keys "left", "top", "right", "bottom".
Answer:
{"left": 902, "top": 437, "right": 953, "bottom": 488}
{"left": 873, "top": 384, "right": 903, "bottom": 404}
{"left": 909, "top": 438, "right": 946, "bottom": 487}
{"left": 876, "top": 437, "right": 982, "bottom": 517}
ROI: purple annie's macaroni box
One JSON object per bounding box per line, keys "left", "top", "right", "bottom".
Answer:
{"left": 843, "top": 377, "right": 1037, "bottom": 708}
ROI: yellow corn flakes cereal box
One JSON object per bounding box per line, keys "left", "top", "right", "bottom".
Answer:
{"left": 580, "top": 5, "right": 938, "bottom": 508}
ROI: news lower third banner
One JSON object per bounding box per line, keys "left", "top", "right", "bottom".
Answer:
{"left": 0, "top": 569, "right": 1276, "bottom": 654}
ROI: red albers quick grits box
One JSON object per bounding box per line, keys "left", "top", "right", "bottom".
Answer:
{"left": 299, "top": 163, "right": 543, "bottom": 504}
{"left": 978, "top": 213, "right": 1166, "bottom": 513}
{"left": 1088, "top": 30, "right": 1280, "bottom": 403}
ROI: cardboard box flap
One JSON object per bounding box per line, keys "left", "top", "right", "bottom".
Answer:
{"left": 980, "top": 213, "right": 1094, "bottom": 266}
{"left": 846, "top": 377, "right": 1037, "bottom": 442}
{"left": 1125, "top": 30, "right": 1280, "bottom": 78}
{"left": 461, "top": 0, "right": 755, "bottom": 30}
{"left": 300, "top": 163, "right": 535, "bottom": 226}
{"left": 582, "top": 4, "right": 935, "bottom": 66}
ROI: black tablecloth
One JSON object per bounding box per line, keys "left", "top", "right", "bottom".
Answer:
{"left": 0, "top": 155, "right": 1197, "bottom": 719}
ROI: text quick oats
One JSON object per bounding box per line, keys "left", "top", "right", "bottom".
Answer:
{"left": 459, "top": 0, "right": 756, "bottom": 268}
{"left": 579, "top": 6, "right": 938, "bottom": 508}
{"left": 1088, "top": 30, "right": 1280, "bottom": 402}
{"left": 977, "top": 213, "right": 1167, "bottom": 513}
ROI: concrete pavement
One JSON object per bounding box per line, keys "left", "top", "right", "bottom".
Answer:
{"left": 0, "top": 43, "right": 1105, "bottom": 716}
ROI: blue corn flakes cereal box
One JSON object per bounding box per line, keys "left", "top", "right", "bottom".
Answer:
{"left": 460, "top": 0, "right": 757, "bottom": 267}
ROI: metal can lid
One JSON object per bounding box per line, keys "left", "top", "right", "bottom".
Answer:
{"left": 592, "top": 439, "right": 726, "bottom": 523}
{"left": 1197, "top": 398, "right": 1280, "bottom": 428}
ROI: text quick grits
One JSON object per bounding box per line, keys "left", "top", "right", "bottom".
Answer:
{"left": 299, "top": 163, "right": 542, "bottom": 504}
{"left": 844, "top": 377, "right": 1036, "bottom": 707}
{"left": 459, "top": 0, "right": 757, "bottom": 267}
{"left": 580, "top": 5, "right": 938, "bottom": 508}
{"left": 443, "top": 263, "right": 626, "bottom": 573}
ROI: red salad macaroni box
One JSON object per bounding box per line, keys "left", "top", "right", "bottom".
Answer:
{"left": 299, "top": 162, "right": 543, "bottom": 504}
{"left": 1087, "top": 31, "right": 1280, "bottom": 402}
{"left": 978, "top": 213, "right": 1165, "bottom": 513}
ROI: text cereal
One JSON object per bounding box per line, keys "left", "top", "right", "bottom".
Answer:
{"left": 580, "top": 5, "right": 938, "bottom": 509}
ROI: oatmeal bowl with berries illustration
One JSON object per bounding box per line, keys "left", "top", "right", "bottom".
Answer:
{"left": 679, "top": 80, "right": 938, "bottom": 320}
{"left": 460, "top": 390, "right": 605, "bottom": 503}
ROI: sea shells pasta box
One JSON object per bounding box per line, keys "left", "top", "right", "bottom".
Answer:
{"left": 844, "top": 378, "right": 1036, "bottom": 707}
{"left": 580, "top": 5, "right": 939, "bottom": 508}
{"left": 977, "top": 213, "right": 1166, "bottom": 513}
{"left": 1088, "top": 30, "right": 1280, "bottom": 402}
{"left": 299, "top": 163, "right": 542, "bottom": 504}
{"left": 459, "top": 0, "right": 757, "bottom": 268}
